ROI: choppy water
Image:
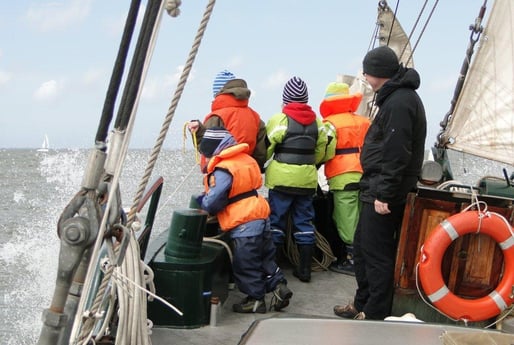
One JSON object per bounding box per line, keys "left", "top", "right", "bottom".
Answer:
{"left": 1, "top": 148, "right": 512, "bottom": 344}
{"left": 0, "top": 149, "right": 204, "bottom": 344}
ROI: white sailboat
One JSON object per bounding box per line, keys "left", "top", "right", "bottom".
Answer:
{"left": 37, "top": 134, "right": 49, "bottom": 152}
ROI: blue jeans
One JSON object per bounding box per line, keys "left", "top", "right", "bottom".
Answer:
{"left": 268, "top": 189, "right": 316, "bottom": 246}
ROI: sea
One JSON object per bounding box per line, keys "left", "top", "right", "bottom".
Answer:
{"left": 1, "top": 148, "right": 514, "bottom": 344}
{"left": 0, "top": 148, "right": 204, "bottom": 345}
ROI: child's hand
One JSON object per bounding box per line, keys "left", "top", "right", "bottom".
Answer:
{"left": 187, "top": 120, "right": 200, "bottom": 133}
{"left": 195, "top": 193, "right": 206, "bottom": 206}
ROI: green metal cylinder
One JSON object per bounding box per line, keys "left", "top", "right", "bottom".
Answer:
{"left": 189, "top": 194, "right": 202, "bottom": 209}
{"left": 164, "top": 209, "right": 208, "bottom": 259}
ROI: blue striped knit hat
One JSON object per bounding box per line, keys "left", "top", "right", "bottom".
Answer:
{"left": 212, "top": 70, "right": 235, "bottom": 97}
{"left": 282, "top": 76, "right": 309, "bottom": 104}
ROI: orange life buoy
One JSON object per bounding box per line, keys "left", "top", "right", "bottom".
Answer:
{"left": 419, "top": 210, "right": 514, "bottom": 321}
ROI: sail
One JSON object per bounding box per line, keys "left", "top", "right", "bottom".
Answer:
{"left": 441, "top": 0, "right": 514, "bottom": 166}
{"left": 348, "top": 1, "right": 415, "bottom": 118}
{"left": 37, "top": 134, "right": 49, "bottom": 152}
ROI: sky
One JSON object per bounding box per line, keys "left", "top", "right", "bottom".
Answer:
{"left": 0, "top": 1, "right": 488, "bottom": 149}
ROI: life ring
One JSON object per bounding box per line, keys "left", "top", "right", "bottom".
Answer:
{"left": 419, "top": 210, "right": 514, "bottom": 321}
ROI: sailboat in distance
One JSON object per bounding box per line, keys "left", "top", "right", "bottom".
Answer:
{"left": 37, "top": 134, "right": 49, "bottom": 152}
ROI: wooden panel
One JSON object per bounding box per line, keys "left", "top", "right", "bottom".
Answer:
{"left": 395, "top": 193, "right": 459, "bottom": 289}
{"left": 447, "top": 233, "right": 501, "bottom": 296}
{"left": 394, "top": 189, "right": 514, "bottom": 299}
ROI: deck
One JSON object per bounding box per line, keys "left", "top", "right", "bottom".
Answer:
{"left": 150, "top": 263, "right": 357, "bottom": 344}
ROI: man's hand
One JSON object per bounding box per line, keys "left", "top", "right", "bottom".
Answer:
{"left": 374, "top": 199, "right": 391, "bottom": 215}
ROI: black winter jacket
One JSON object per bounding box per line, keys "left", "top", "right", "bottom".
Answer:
{"left": 359, "top": 66, "right": 427, "bottom": 206}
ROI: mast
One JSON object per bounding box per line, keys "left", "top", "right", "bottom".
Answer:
{"left": 436, "top": 1, "right": 487, "bottom": 148}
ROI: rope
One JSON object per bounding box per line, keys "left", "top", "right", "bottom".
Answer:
{"left": 183, "top": 121, "right": 200, "bottom": 164}
{"left": 284, "top": 214, "right": 336, "bottom": 272}
{"left": 76, "top": 1, "right": 217, "bottom": 342}
{"left": 75, "top": 258, "right": 115, "bottom": 344}
{"left": 203, "top": 237, "right": 234, "bottom": 264}
{"left": 405, "top": 0, "right": 439, "bottom": 66}
{"left": 96, "top": 0, "right": 142, "bottom": 144}
{"left": 155, "top": 163, "right": 198, "bottom": 215}
{"left": 127, "top": 0, "right": 217, "bottom": 224}
{"left": 70, "top": 1, "right": 175, "bottom": 343}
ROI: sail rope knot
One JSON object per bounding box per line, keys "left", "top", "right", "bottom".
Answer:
{"left": 165, "top": 0, "right": 182, "bottom": 17}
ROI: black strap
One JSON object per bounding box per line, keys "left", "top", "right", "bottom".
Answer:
{"left": 343, "top": 182, "right": 361, "bottom": 191}
{"left": 335, "top": 147, "right": 360, "bottom": 155}
{"left": 275, "top": 146, "right": 315, "bottom": 155}
{"left": 227, "top": 189, "right": 258, "bottom": 205}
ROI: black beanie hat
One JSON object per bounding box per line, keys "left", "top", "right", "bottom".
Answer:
{"left": 199, "top": 127, "right": 229, "bottom": 158}
{"left": 362, "top": 46, "right": 400, "bottom": 78}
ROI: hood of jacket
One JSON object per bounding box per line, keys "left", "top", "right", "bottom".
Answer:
{"left": 375, "top": 66, "right": 420, "bottom": 107}
{"left": 217, "top": 79, "right": 251, "bottom": 100}
{"left": 282, "top": 102, "right": 317, "bottom": 125}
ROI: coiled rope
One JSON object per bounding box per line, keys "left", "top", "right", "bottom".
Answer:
{"left": 284, "top": 214, "right": 336, "bottom": 272}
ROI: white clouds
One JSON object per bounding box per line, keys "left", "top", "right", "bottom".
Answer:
{"left": 0, "top": 49, "right": 9, "bottom": 85}
{"left": 25, "top": 0, "right": 92, "bottom": 32}
{"left": 142, "top": 65, "right": 195, "bottom": 100}
{"left": 82, "top": 68, "right": 105, "bottom": 86}
{"left": 427, "top": 74, "right": 457, "bottom": 92}
{"left": 34, "top": 80, "right": 62, "bottom": 102}
{"left": 228, "top": 56, "right": 243, "bottom": 69}
{"left": 0, "top": 70, "right": 11, "bottom": 85}
{"left": 264, "top": 70, "right": 289, "bottom": 89}
{"left": 106, "top": 12, "right": 128, "bottom": 37}
{"left": 106, "top": 3, "right": 146, "bottom": 37}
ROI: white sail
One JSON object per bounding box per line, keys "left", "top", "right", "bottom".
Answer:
{"left": 442, "top": 0, "right": 514, "bottom": 166}
{"left": 37, "top": 134, "right": 49, "bottom": 152}
{"left": 348, "top": 1, "right": 415, "bottom": 118}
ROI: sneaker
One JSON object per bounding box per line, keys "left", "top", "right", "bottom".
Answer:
{"left": 232, "top": 296, "right": 266, "bottom": 314}
{"left": 354, "top": 311, "right": 366, "bottom": 320}
{"left": 328, "top": 260, "right": 355, "bottom": 276}
{"left": 333, "top": 302, "right": 359, "bottom": 319}
{"left": 271, "top": 281, "right": 293, "bottom": 311}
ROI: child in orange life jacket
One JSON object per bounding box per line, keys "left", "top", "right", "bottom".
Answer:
{"left": 196, "top": 127, "right": 292, "bottom": 313}
{"left": 319, "top": 82, "right": 370, "bottom": 276}
{"left": 187, "top": 69, "right": 267, "bottom": 172}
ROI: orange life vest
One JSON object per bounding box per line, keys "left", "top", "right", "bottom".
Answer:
{"left": 320, "top": 94, "right": 370, "bottom": 179}
{"left": 204, "top": 143, "right": 270, "bottom": 231}
{"left": 204, "top": 94, "right": 261, "bottom": 153}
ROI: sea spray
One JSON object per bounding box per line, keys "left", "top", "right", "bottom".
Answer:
{"left": 0, "top": 149, "right": 203, "bottom": 344}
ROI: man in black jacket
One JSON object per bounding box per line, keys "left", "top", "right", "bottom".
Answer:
{"left": 333, "top": 45, "right": 427, "bottom": 320}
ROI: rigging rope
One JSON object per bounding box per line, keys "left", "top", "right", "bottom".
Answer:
{"left": 405, "top": 0, "right": 439, "bottom": 66}
{"left": 71, "top": 1, "right": 170, "bottom": 343}
{"left": 127, "top": 0, "right": 217, "bottom": 224}
{"left": 96, "top": 0, "right": 142, "bottom": 145}
{"left": 73, "top": 0, "right": 218, "bottom": 343}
